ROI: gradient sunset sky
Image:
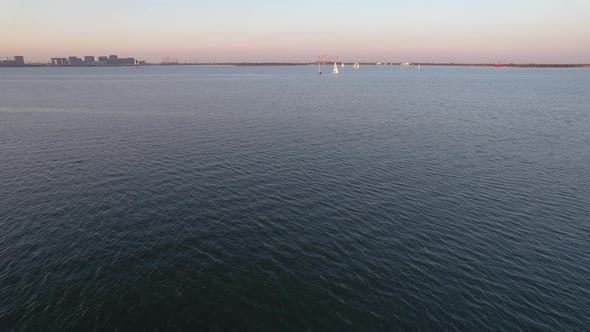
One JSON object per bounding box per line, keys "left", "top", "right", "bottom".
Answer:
{"left": 2, "top": 0, "right": 589, "bottom": 63}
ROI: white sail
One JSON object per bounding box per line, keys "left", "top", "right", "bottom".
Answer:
{"left": 333, "top": 62, "right": 339, "bottom": 74}
{"left": 341, "top": 62, "right": 344, "bottom": 67}
{"left": 353, "top": 62, "right": 360, "bottom": 69}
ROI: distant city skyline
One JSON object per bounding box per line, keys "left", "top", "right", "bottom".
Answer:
{"left": 2, "top": 0, "right": 590, "bottom": 63}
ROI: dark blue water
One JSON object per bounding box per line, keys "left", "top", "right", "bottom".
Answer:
{"left": 1, "top": 65, "right": 589, "bottom": 330}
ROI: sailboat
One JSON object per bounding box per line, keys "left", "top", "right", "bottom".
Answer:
{"left": 318, "top": 62, "right": 322, "bottom": 75}
{"left": 353, "top": 62, "right": 360, "bottom": 69}
{"left": 333, "top": 62, "right": 339, "bottom": 74}
{"left": 341, "top": 62, "right": 345, "bottom": 67}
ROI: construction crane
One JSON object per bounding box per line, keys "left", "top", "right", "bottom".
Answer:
{"left": 315, "top": 55, "right": 340, "bottom": 64}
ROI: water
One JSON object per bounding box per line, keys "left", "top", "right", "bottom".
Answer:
{"left": 1, "top": 65, "right": 589, "bottom": 330}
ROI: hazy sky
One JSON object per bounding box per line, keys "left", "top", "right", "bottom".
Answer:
{"left": 2, "top": 0, "right": 589, "bottom": 63}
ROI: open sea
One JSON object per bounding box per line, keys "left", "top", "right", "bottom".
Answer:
{"left": 1, "top": 65, "right": 589, "bottom": 330}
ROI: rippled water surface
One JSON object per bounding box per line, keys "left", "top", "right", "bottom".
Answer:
{"left": 1, "top": 65, "right": 589, "bottom": 330}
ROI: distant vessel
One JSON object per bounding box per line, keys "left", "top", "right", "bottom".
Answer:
{"left": 418, "top": 64, "right": 421, "bottom": 70}
{"left": 341, "top": 62, "right": 345, "bottom": 67}
{"left": 318, "top": 62, "right": 322, "bottom": 75}
{"left": 333, "top": 62, "right": 339, "bottom": 74}
{"left": 353, "top": 62, "right": 360, "bottom": 69}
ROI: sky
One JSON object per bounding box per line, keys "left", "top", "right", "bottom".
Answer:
{"left": 1, "top": 0, "right": 589, "bottom": 63}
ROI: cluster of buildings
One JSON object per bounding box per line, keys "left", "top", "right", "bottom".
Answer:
{"left": 0, "top": 56, "right": 25, "bottom": 67}
{"left": 51, "top": 54, "right": 144, "bottom": 67}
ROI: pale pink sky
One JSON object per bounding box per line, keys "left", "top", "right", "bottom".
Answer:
{"left": 2, "top": 0, "right": 589, "bottom": 63}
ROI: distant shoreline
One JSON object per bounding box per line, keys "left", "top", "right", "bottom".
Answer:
{"left": 141, "top": 63, "right": 590, "bottom": 68}
{"left": 2, "top": 63, "right": 589, "bottom": 68}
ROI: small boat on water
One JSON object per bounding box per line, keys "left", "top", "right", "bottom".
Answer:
{"left": 333, "top": 62, "right": 339, "bottom": 74}
{"left": 341, "top": 62, "right": 345, "bottom": 67}
{"left": 353, "top": 62, "right": 360, "bottom": 69}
